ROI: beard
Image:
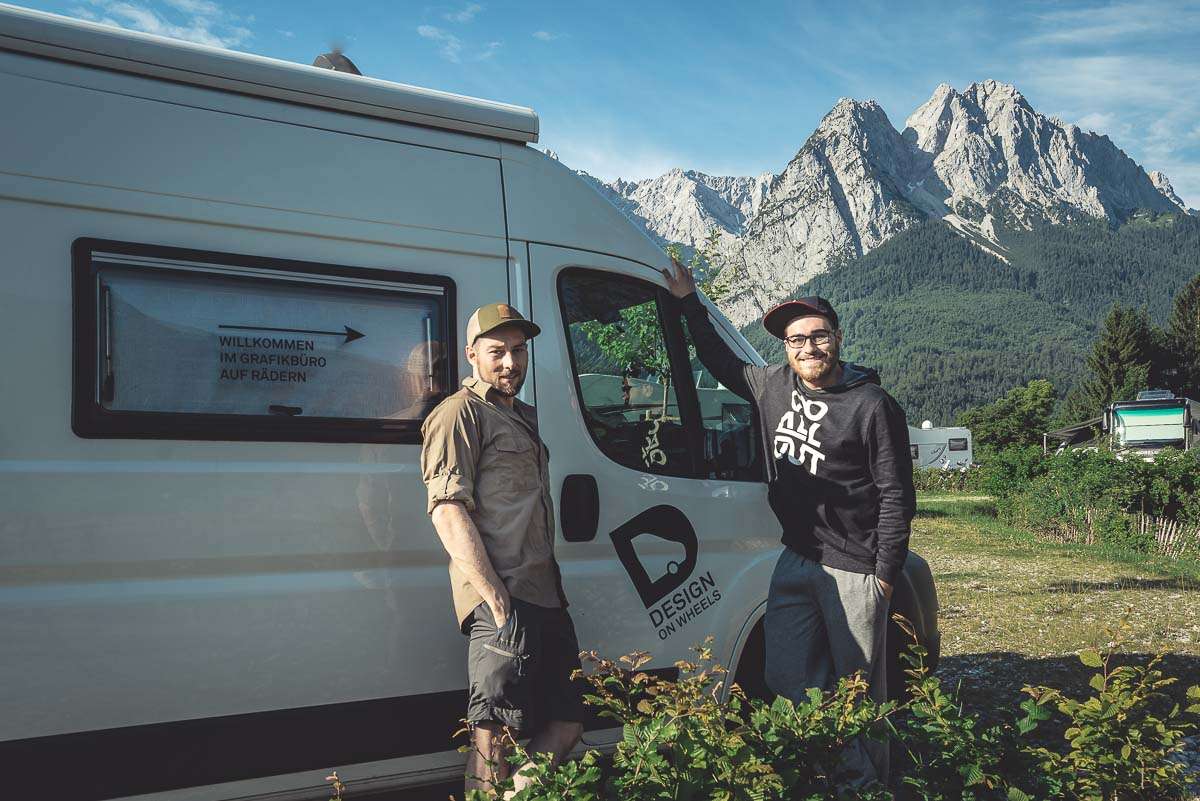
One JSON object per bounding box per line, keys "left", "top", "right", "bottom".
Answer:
{"left": 487, "top": 369, "right": 525, "bottom": 397}
{"left": 789, "top": 345, "right": 839, "bottom": 384}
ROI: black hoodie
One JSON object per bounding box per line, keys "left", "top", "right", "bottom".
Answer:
{"left": 681, "top": 293, "right": 915, "bottom": 584}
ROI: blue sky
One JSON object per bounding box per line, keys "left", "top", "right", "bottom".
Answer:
{"left": 21, "top": 0, "right": 1200, "bottom": 206}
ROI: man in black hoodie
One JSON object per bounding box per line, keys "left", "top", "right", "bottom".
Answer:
{"left": 663, "top": 260, "right": 914, "bottom": 786}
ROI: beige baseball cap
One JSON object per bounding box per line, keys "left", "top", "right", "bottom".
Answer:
{"left": 465, "top": 303, "right": 541, "bottom": 344}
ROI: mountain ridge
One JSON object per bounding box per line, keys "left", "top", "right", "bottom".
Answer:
{"left": 567, "top": 79, "right": 1194, "bottom": 328}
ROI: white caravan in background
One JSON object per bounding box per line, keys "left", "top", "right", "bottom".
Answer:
{"left": 909, "top": 421, "right": 973, "bottom": 469}
{"left": 0, "top": 6, "right": 939, "bottom": 799}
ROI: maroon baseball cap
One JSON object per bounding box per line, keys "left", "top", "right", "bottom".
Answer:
{"left": 763, "top": 296, "right": 839, "bottom": 339}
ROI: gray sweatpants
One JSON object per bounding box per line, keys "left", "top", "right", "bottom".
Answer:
{"left": 763, "top": 547, "right": 889, "bottom": 786}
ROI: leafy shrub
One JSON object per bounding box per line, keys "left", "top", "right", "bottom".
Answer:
{"left": 1144, "top": 447, "right": 1200, "bottom": 524}
{"left": 1022, "top": 622, "right": 1200, "bottom": 800}
{"left": 891, "top": 619, "right": 1043, "bottom": 800}
{"left": 912, "top": 467, "right": 984, "bottom": 494}
{"left": 448, "top": 629, "right": 1198, "bottom": 801}
{"left": 976, "top": 445, "right": 1048, "bottom": 501}
{"left": 984, "top": 445, "right": 1200, "bottom": 556}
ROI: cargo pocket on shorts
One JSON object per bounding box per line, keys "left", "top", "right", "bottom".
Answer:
{"left": 474, "top": 611, "right": 533, "bottom": 729}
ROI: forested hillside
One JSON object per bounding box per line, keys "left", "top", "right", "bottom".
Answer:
{"left": 742, "top": 213, "right": 1200, "bottom": 424}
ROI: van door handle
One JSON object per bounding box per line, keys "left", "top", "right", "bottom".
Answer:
{"left": 560, "top": 474, "right": 599, "bottom": 542}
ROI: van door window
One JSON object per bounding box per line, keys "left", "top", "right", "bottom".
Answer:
{"left": 680, "top": 316, "right": 760, "bottom": 481}
{"left": 559, "top": 270, "right": 696, "bottom": 477}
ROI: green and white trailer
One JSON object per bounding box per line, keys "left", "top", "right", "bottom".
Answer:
{"left": 1105, "top": 391, "right": 1200, "bottom": 458}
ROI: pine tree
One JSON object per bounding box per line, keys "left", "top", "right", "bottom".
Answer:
{"left": 1069, "top": 305, "right": 1155, "bottom": 420}
{"left": 1166, "top": 273, "right": 1200, "bottom": 397}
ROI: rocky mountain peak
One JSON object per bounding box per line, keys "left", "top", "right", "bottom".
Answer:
{"left": 962, "top": 79, "right": 1028, "bottom": 115}
{"left": 573, "top": 80, "right": 1192, "bottom": 328}
{"left": 1149, "top": 170, "right": 1189, "bottom": 211}
{"left": 574, "top": 167, "right": 774, "bottom": 252}
{"left": 719, "top": 95, "right": 925, "bottom": 325}
{"left": 820, "top": 98, "right": 894, "bottom": 134}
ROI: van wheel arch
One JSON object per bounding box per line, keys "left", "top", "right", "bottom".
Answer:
{"left": 733, "top": 604, "right": 936, "bottom": 705}
{"left": 731, "top": 618, "right": 770, "bottom": 702}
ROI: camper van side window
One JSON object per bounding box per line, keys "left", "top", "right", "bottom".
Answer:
{"left": 559, "top": 269, "right": 700, "bottom": 478}
{"left": 948, "top": 438, "right": 968, "bottom": 451}
{"left": 910, "top": 444, "right": 920, "bottom": 460}
{"left": 73, "top": 239, "right": 455, "bottom": 443}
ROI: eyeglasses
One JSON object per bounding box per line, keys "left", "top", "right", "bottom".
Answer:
{"left": 783, "top": 331, "right": 835, "bottom": 349}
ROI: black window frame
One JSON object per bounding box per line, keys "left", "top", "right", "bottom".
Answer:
{"left": 72, "top": 238, "right": 456, "bottom": 444}
{"left": 677, "top": 310, "right": 766, "bottom": 483}
{"left": 947, "top": 437, "right": 969, "bottom": 452}
{"left": 556, "top": 267, "right": 706, "bottom": 479}
{"left": 910, "top": 444, "right": 920, "bottom": 460}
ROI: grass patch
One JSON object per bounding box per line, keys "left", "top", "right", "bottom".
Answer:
{"left": 914, "top": 492, "right": 1200, "bottom": 736}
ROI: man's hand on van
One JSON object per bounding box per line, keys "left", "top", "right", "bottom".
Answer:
{"left": 662, "top": 257, "right": 696, "bottom": 299}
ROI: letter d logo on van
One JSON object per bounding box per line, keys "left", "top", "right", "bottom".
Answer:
{"left": 608, "top": 506, "right": 697, "bottom": 608}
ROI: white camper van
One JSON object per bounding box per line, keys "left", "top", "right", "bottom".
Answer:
{"left": 0, "top": 6, "right": 939, "bottom": 799}
{"left": 909, "top": 421, "right": 973, "bottom": 470}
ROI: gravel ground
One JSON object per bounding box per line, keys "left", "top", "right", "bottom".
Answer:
{"left": 1169, "top": 735, "right": 1200, "bottom": 797}
{"left": 914, "top": 496, "right": 1200, "bottom": 798}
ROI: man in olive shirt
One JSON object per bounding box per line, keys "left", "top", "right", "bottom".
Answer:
{"left": 420, "top": 303, "right": 584, "bottom": 797}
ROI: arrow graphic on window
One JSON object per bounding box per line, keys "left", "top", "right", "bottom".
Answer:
{"left": 218, "top": 324, "right": 365, "bottom": 343}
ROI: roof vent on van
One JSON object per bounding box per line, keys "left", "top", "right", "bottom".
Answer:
{"left": 312, "top": 51, "right": 362, "bottom": 75}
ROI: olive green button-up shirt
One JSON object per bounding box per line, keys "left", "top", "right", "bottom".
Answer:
{"left": 420, "top": 376, "right": 565, "bottom": 629}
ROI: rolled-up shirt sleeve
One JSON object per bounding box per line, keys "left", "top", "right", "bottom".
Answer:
{"left": 420, "top": 398, "right": 480, "bottom": 515}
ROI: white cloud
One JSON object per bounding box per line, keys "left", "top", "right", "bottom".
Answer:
{"left": 544, "top": 132, "right": 686, "bottom": 183}
{"left": 161, "top": 0, "right": 220, "bottom": 17}
{"left": 476, "top": 40, "right": 502, "bottom": 60}
{"left": 277, "top": 29, "right": 294, "bottom": 39}
{"left": 67, "top": 0, "right": 253, "bottom": 48}
{"left": 1023, "top": 0, "right": 1200, "bottom": 45}
{"left": 417, "top": 24, "right": 462, "bottom": 63}
{"left": 443, "top": 3, "right": 482, "bottom": 23}
{"left": 532, "top": 30, "right": 560, "bottom": 41}
{"left": 1072, "top": 112, "right": 1115, "bottom": 134}
{"left": 417, "top": 23, "right": 500, "bottom": 63}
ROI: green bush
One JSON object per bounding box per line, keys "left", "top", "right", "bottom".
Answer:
{"left": 982, "top": 445, "right": 1200, "bottom": 557}
{"left": 1022, "top": 620, "right": 1200, "bottom": 800}
{"left": 912, "top": 467, "right": 984, "bottom": 494}
{"left": 1144, "top": 447, "right": 1200, "bottom": 524}
{"left": 998, "top": 449, "right": 1141, "bottom": 548}
{"left": 976, "top": 445, "right": 1048, "bottom": 501}
{"left": 451, "top": 630, "right": 1198, "bottom": 801}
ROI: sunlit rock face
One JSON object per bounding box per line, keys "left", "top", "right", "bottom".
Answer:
{"left": 576, "top": 80, "right": 1187, "bottom": 328}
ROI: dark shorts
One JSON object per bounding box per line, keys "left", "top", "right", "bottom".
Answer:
{"left": 465, "top": 598, "right": 586, "bottom": 734}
